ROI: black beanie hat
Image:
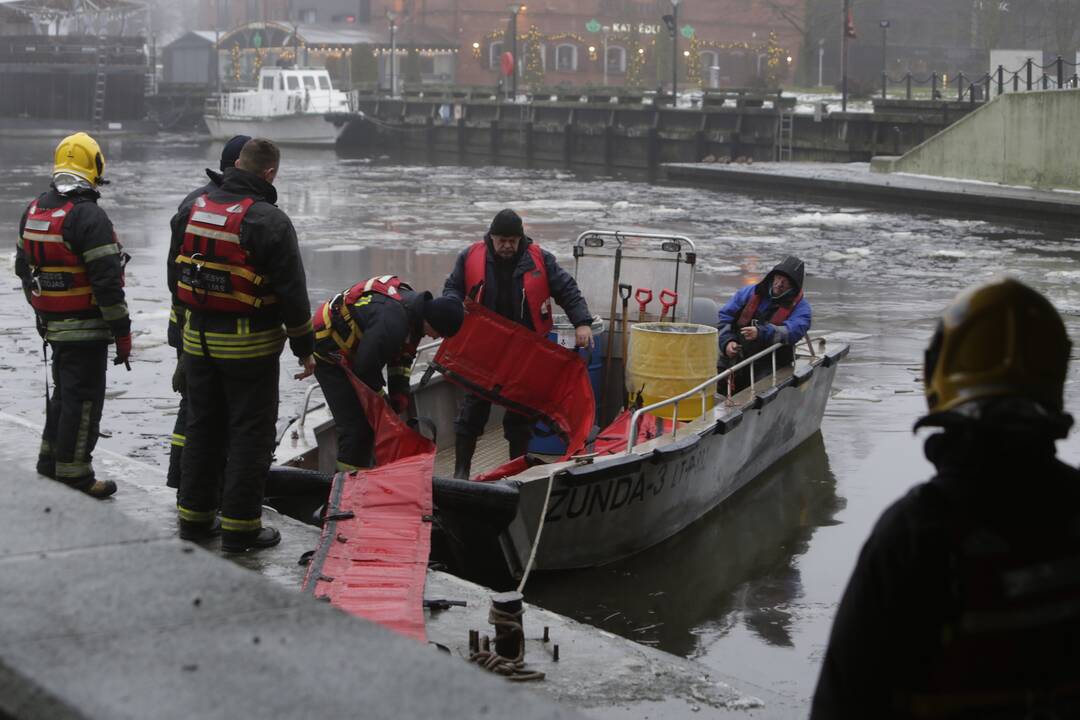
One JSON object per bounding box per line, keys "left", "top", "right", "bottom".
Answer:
{"left": 489, "top": 209, "right": 524, "bottom": 237}
{"left": 220, "top": 135, "right": 252, "bottom": 172}
{"left": 424, "top": 297, "right": 465, "bottom": 337}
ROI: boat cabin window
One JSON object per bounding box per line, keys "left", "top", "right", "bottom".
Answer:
{"left": 303, "top": 75, "right": 317, "bottom": 88}
{"left": 286, "top": 75, "right": 299, "bottom": 90}
{"left": 318, "top": 75, "right": 331, "bottom": 90}
{"left": 261, "top": 76, "right": 275, "bottom": 90}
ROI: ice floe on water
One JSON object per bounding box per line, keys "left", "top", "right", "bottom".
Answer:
{"left": 781, "top": 212, "right": 865, "bottom": 227}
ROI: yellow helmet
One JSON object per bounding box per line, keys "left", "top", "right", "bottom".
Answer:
{"left": 53, "top": 132, "right": 105, "bottom": 185}
{"left": 924, "top": 277, "right": 1071, "bottom": 416}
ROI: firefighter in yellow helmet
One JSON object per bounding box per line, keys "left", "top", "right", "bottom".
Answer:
{"left": 14, "top": 132, "right": 131, "bottom": 498}
{"left": 812, "top": 278, "right": 1080, "bottom": 719}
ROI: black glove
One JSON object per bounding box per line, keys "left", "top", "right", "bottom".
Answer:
{"left": 172, "top": 355, "right": 186, "bottom": 395}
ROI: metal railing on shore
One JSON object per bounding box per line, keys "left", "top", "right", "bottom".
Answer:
{"left": 880, "top": 56, "right": 1080, "bottom": 104}
{"left": 625, "top": 342, "right": 784, "bottom": 454}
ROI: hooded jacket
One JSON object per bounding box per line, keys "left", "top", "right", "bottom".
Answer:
{"left": 811, "top": 425, "right": 1080, "bottom": 719}
{"left": 166, "top": 167, "right": 313, "bottom": 361}
{"left": 15, "top": 185, "right": 129, "bottom": 343}
{"left": 442, "top": 234, "right": 592, "bottom": 330}
{"left": 717, "top": 256, "right": 811, "bottom": 357}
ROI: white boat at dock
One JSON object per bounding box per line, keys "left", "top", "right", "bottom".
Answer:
{"left": 204, "top": 66, "right": 350, "bottom": 146}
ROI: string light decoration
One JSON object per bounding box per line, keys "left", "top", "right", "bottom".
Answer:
{"left": 253, "top": 47, "right": 265, "bottom": 77}
{"left": 686, "top": 33, "right": 788, "bottom": 87}
{"left": 522, "top": 25, "right": 545, "bottom": 87}
{"left": 231, "top": 44, "right": 241, "bottom": 81}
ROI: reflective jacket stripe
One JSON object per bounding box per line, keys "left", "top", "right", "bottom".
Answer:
{"left": 22, "top": 231, "right": 67, "bottom": 243}
{"left": 176, "top": 282, "right": 277, "bottom": 308}
{"left": 82, "top": 243, "right": 121, "bottom": 262}
{"left": 174, "top": 253, "right": 268, "bottom": 285}
{"left": 182, "top": 224, "right": 240, "bottom": 243}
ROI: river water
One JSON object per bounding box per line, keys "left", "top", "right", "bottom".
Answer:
{"left": 2, "top": 135, "right": 1078, "bottom": 709}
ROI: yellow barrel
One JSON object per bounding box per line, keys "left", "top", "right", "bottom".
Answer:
{"left": 626, "top": 323, "right": 718, "bottom": 420}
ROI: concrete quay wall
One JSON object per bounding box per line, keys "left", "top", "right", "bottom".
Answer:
{"left": 872, "top": 89, "right": 1080, "bottom": 191}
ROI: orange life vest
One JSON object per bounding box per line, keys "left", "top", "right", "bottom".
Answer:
{"left": 21, "top": 200, "right": 97, "bottom": 314}
{"left": 313, "top": 274, "right": 408, "bottom": 357}
{"left": 463, "top": 241, "right": 553, "bottom": 336}
{"left": 175, "top": 194, "right": 275, "bottom": 314}
{"left": 736, "top": 288, "right": 804, "bottom": 328}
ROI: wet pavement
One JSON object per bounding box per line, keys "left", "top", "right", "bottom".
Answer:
{"left": 1, "top": 134, "right": 1078, "bottom": 712}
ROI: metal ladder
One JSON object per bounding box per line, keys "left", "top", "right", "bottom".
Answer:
{"left": 92, "top": 33, "right": 108, "bottom": 130}
{"left": 775, "top": 111, "right": 794, "bottom": 162}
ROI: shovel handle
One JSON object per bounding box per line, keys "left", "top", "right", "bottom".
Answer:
{"left": 635, "top": 288, "right": 652, "bottom": 312}
{"left": 619, "top": 283, "right": 632, "bottom": 302}
{"left": 659, "top": 288, "right": 678, "bottom": 320}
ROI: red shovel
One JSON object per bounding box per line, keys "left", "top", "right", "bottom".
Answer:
{"left": 659, "top": 289, "right": 678, "bottom": 322}
{"left": 635, "top": 288, "right": 652, "bottom": 322}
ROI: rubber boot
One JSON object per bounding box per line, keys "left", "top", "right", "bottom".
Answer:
{"left": 453, "top": 434, "right": 477, "bottom": 480}
{"left": 507, "top": 428, "right": 531, "bottom": 462}
{"left": 82, "top": 479, "right": 117, "bottom": 499}
{"left": 222, "top": 526, "right": 281, "bottom": 553}
{"left": 179, "top": 516, "right": 221, "bottom": 542}
{"left": 36, "top": 456, "right": 56, "bottom": 480}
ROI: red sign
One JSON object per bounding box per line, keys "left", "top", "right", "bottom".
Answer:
{"left": 500, "top": 51, "right": 515, "bottom": 77}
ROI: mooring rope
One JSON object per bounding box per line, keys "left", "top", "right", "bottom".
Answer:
{"left": 467, "top": 605, "right": 545, "bottom": 682}
{"left": 515, "top": 471, "right": 555, "bottom": 594}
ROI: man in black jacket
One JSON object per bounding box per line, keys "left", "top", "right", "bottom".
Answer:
{"left": 166, "top": 134, "right": 249, "bottom": 490}
{"left": 304, "top": 277, "right": 464, "bottom": 471}
{"left": 15, "top": 132, "right": 130, "bottom": 499}
{"left": 811, "top": 278, "right": 1080, "bottom": 719}
{"left": 443, "top": 209, "right": 593, "bottom": 478}
{"left": 168, "top": 138, "right": 314, "bottom": 552}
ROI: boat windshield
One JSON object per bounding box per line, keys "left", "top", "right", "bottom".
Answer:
{"left": 286, "top": 75, "right": 299, "bottom": 90}
{"left": 261, "top": 76, "right": 274, "bottom": 90}
{"left": 318, "top": 76, "right": 331, "bottom": 90}
{"left": 303, "top": 75, "right": 317, "bottom": 88}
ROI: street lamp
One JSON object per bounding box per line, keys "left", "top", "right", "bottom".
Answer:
{"left": 509, "top": 3, "right": 522, "bottom": 101}
{"left": 670, "top": 0, "right": 682, "bottom": 101}
{"left": 386, "top": 10, "right": 398, "bottom": 97}
{"left": 879, "top": 20, "right": 890, "bottom": 97}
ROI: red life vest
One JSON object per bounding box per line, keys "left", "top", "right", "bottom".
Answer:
{"left": 175, "top": 194, "right": 276, "bottom": 314}
{"left": 736, "top": 287, "right": 804, "bottom": 328}
{"left": 463, "top": 241, "right": 553, "bottom": 336}
{"left": 313, "top": 275, "right": 408, "bottom": 357}
{"left": 21, "top": 200, "right": 97, "bottom": 314}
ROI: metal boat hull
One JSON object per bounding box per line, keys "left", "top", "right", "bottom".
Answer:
{"left": 204, "top": 113, "right": 339, "bottom": 146}
{"left": 498, "top": 348, "right": 845, "bottom": 572}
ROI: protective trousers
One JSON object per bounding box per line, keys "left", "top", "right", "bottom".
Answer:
{"left": 455, "top": 393, "right": 532, "bottom": 441}
{"left": 314, "top": 360, "right": 374, "bottom": 472}
{"left": 178, "top": 353, "right": 278, "bottom": 532}
{"left": 38, "top": 342, "right": 107, "bottom": 490}
{"left": 168, "top": 378, "right": 226, "bottom": 492}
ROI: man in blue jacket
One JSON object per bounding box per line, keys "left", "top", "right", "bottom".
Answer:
{"left": 443, "top": 209, "right": 593, "bottom": 478}
{"left": 717, "top": 255, "right": 811, "bottom": 393}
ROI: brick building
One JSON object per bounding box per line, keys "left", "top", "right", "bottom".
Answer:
{"left": 195, "top": 0, "right": 803, "bottom": 89}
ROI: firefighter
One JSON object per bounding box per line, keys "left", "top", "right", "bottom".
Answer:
{"left": 302, "top": 277, "right": 464, "bottom": 471}
{"left": 168, "top": 138, "right": 314, "bottom": 552}
{"left": 717, "top": 255, "right": 811, "bottom": 393}
{"left": 443, "top": 209, "right": 593, "bottom": 479}
{"left": 14, "top": 132, "right": 130, "bottom": 499}
{"left": 811, "top": 278, "right": 1080, "bottom": 719}
{"left": 166, "top": 134, "right": 249, "bottom": 490}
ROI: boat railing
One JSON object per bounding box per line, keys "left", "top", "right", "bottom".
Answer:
{"left": 625, "top": 342, "right": 786, "bottom": 454}
{"left": 294, "top": 381, "right": 325, "bottom": 442}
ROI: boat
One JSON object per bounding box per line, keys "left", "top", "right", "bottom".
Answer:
{"left": 275, "top": 230, "right": 849, "bottom": 577}
{"left": 204, "top": 66, "right": 351, "bottom": 146}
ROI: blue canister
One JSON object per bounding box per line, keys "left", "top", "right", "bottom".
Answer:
{"left": 529, "top": 316, "right": 606, "bottom": 455}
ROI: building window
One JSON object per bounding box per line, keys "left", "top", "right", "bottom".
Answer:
{"left": 555, "top": 44, "right": 578, "bottom": 72}
{"left": 298, "top": 8, "right": 317, "bottom": 23}
{"left": 520, "top": 43, "right": 545, "bottom": 73}
{"left": 489, "top": 41, "right": 503, "bottom": 70}
{"left": 606, "top": 45, "right": 626, "bottom": 74}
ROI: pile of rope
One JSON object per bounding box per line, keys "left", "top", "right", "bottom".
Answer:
{"left": 468, "top": 604, "right": 545, "bottom": 682}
